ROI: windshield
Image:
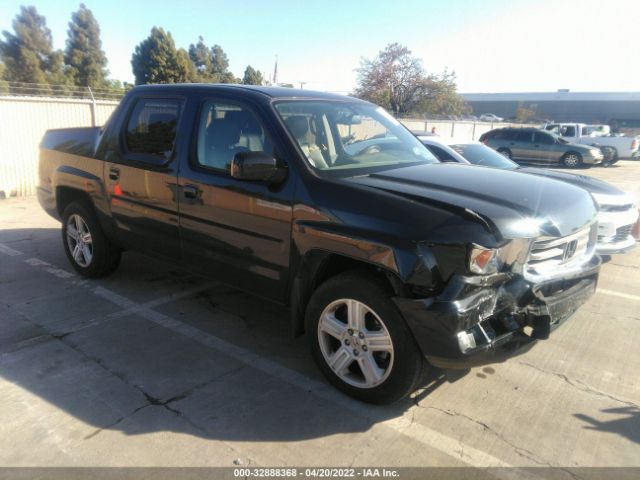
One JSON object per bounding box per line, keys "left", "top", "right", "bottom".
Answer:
{"left": 451, "top": 143, "right": 518, "bottom": 169}
{"left": 274, "top": 100, "right": 438, "bottom": 174}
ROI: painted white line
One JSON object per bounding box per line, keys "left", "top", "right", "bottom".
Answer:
{"left": 597, "top": 288, "right": 640, "bottom": 302}
{"left": 92, "top": 286, "right": 138, "bottom": 309}
{"left": 24, "top": 257, "right": 75, "bottom": 279}
{"left": 0, "top": 243, "right": 24, "bottom": 256}
{"left": 105, "top": 282, "right": 217, "bottom": 319}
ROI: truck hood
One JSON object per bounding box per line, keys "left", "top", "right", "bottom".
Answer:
{"left": 346, "top": 163, "right": 598, "bottom": 239}
{"left": 517, "top": 167, "right": 624, "bottom": 196}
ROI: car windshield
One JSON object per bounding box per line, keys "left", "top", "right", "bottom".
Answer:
{"left": 274, "top": 100, "right": 438, "bottom": 175}
{"left": 451, "top": 143, "right": 519, "bottom": 169}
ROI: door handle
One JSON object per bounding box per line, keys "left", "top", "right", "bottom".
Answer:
{"left": 108, "top": 167, "right": 120, "bottom": 181}
{"left": 183, "top": 184, "right": 199, "bottom": 199}
{"left": 509, "top": 142, "right": 515, "bottom": 146}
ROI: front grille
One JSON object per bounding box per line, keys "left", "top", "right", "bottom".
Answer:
{"left": 526, "top": 224, "right": 596, "bottom": 276}
{"left": 613, "top": 224, "right": 633, "bottom": 242}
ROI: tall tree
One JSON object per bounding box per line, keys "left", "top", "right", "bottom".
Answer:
{"left": 188, "top": 36, "right": 213, "bottom": 81}
{"left": 242, "top": 65, "right": 263, "bottom": 85}
{"left": 131, "top": 27, "right": 193, "bottom": 84}
{"left": 65, "top": 3, "right": 108, "bottom": 88}
{"left": 355, "top": 43, "right": 425, "bottom": 115}
{"left": 0, "top": 6, "right": 66, "bottom": 86}
{"left": 419, "top": 69, "right": 469, "bottom": 117}
{"left": 188, "top": 37, "right": 236, "bottom": 83}
{"left": 354, "top": 43, "right": 467, "bottom": 116}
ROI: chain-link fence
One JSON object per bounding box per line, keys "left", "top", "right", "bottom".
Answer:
{"left": 0, "top": 80, "right": 127, "bottom": 101}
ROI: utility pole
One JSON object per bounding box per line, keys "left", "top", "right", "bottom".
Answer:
{"left": 273, "top": 55, "right": 278, "bottom": 86}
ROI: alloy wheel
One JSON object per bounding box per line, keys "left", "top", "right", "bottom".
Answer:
{"left": 66, "top": 214, "right": 93, "bottom": 267}
{"left": 564, "top": 154, "right": 580, "bottom": 167}
{"left": 317, "top": 298, "right": 394, "bottom": 389}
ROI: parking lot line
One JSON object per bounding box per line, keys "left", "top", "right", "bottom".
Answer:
{"left": 0, "top": 242, "right": 24, "bottom": 256}
{"left": 597, "top": 288, "right": 640, "bottom": 302}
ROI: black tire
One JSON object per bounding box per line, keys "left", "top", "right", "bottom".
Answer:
{"left": 561, "top": 151, "right": 583, "bottom": 168}
{"left": 601, "top": 146, "right": 618, "bottom": 167}
{"left": 61, "top": 201, "right": 121, "bottom": 278}
{"left": 305, "top": 270, "right": 424, "bottom": 404}
{"left": 497, "top": 148, "right": 512, "bottom": 159}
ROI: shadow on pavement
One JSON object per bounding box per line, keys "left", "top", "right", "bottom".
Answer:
{"left": 574, "top": 406, "right": 640, "bottom": 445}
{"left": 0, "top": 227, "right": 460, "bottom": 445}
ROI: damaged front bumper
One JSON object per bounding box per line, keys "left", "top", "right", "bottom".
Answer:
{"left": 394, "top": 255, "right": 601, "bottom": 369}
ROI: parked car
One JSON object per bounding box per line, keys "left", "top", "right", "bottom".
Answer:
{"left": 416, "top": 135, "right": 638, "bottom": 255}
{"left": 544, "top": 123, "right": 639, "bottom": 162}
{"left": 39, "top": 84, "right": 601, "bottom": 404}
{"left": 479, "top": 127, "right": 604, "bottom": 168}
{"left": 479, "top": 113, "right": 503, "bottom": 122}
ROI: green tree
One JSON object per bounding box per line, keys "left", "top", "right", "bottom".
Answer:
{"left": 64, "top": 3, "right": 108, "bottom": 88}
{"left": 242, "top": 65, "right": 263, "bottom": 85}
{"left": 188, "top": 36, "right": 214, "bottom": 81}
{"left": 131, "top": 27, "right": 193, "bottom": 84}
{"left": 0, "top": 62, "right": 7, "bottom": 94}
{"left": 188, "top": 37, "right": 236, "bottom": 83}
{"left": 0, "top": 6, "right": 66, "bottom": 88}
{"left": 419, "top": 69, "right": 468, "bottom": 117}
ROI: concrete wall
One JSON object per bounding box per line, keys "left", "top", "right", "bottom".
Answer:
{"left": 0, "top": 95, "right": 524, "bottom": 198}
{"left": 0, "top": 96, "right": 118, "bottom": 197}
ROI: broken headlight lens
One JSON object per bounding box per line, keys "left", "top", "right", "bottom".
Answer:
{"left": 468, "top": 245, "right": 502, "bottom": 275}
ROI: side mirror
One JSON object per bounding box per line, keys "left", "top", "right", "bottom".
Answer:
{"left": 230, "top": 151, "right": 285, "bottom": 183}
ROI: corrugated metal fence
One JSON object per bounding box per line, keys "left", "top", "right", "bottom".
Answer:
{"left": 0, "top": 96, "right": 118, "bottom": 197}
{"left": 0, "top": 95, "right": 523, "bottom": 198}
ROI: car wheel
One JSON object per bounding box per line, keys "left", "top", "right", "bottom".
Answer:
{"left": 561, "top": 152, "right": 582, "bottom": 168}
{"left": 599, "top": 146, "right": 616, "bottom": 167}
{"left": 306, "top": 270, "right": 424, "bottom": 404}
{"left": 497, "top": 148, "right": 512, "bottom": 159}
{"left": 61, "top": 201, "right": 121, "bottom": 277}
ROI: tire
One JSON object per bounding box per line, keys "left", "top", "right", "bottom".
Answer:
{"left": 602, "top": 146, "right": 618, "bottom": 166}
{"left": 61, "top": 201, "right": 121, "bottom": 277}
{"left": 561, "top": 151, "right": 582, "bottom": 168}
{"left": 497, "top": 148, "right": 512, "bottom": 159}
{"left": 305, "top": 270, "right": 424, "bottom": 404}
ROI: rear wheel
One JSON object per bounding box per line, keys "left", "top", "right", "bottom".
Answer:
{"left": 561, "top": 151, "right": 582, "bottom": 168}
{"left": 61, "top": 201, "right": 121, "bottom": 277}
{"left": 497, "top": 148, "right": 512, "bottom": 159}
{"left": 306, "top": 271, "right": 424, "bottom": 404}
{"left": 600, "top": 146, "right": 617, "bottom": 167}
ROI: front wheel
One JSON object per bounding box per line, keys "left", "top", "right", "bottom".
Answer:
{"left": 306, "top": 271, "right": 424, "bottom": 404}
{"left": 62, "top": 201, "right": 121, "bottom": 277}
{"left": 561, "top": 152, "right": 582, "bottom": 168}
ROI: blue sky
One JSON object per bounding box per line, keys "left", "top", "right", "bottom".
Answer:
{"left": 1, "top": 0, "right": 638, "bottom": 93}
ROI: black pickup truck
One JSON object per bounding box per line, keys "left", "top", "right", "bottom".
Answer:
{"left": 38, "top": 84, "right": 601, "bottom": 404}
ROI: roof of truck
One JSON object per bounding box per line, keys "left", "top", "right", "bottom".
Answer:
{"left": 131, "top": 83, "right": 364, "bottom": 102}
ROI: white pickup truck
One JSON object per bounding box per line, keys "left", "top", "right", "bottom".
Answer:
{"left": 544, "top": 123, "right": 639, "bottom": 163}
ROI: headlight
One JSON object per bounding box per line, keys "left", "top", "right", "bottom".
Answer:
{"left": 592, "top": 192, "right": 637, "bottom": 211}
{"left": 468, "top": 245, "right": 501, "bottom": 274}
{"left": 589, "top": 149, "right": 602, "bottom": 157}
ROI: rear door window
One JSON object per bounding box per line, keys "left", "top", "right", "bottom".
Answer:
{"left": 533, "top": 132, "right": 554, "bottom": 144}
{"left": 515, "top": 130, "right": 533, "bottom": 142}
{"left": 124, "top": 98, "right": 183, "bottom": 162}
